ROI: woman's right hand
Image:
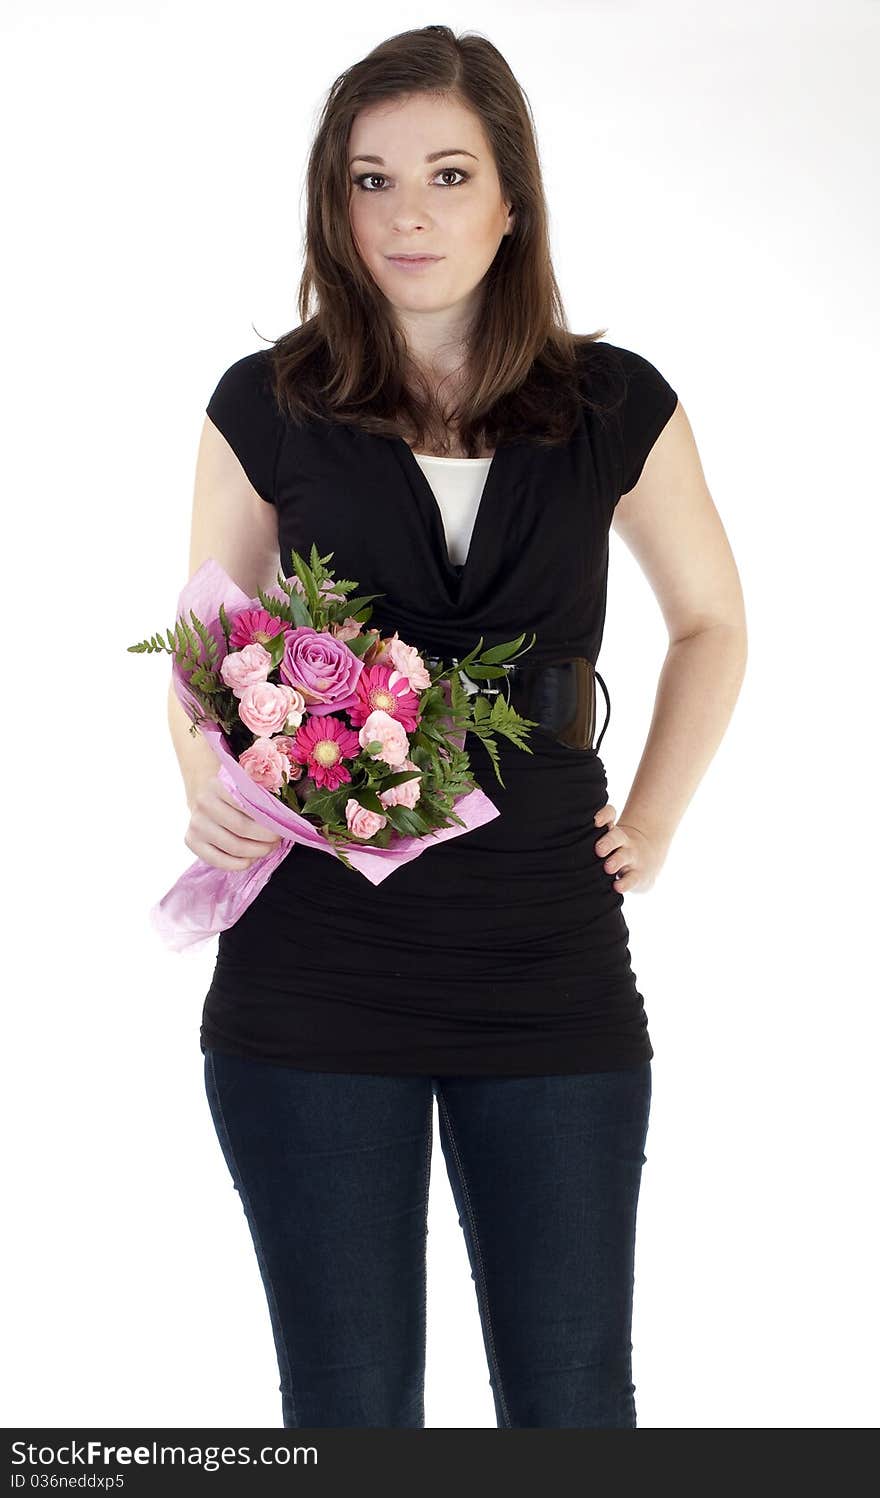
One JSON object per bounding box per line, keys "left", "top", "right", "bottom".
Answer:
{"left": 185, "top": 774, "right": 283, "bottom": 870}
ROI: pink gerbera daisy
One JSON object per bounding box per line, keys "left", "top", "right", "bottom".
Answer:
{"left": 229, "top": 608, "right": 289, "bottom": 652}
{"left": 288, "top": 714, "right": 362, "bottom": 791}
{"left": 348, "top": 663, "right": 421, "bottom": 732}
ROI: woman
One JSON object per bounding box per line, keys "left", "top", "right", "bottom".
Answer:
{"left": 169, "top": 25, "right": 747, "bottom": 1428}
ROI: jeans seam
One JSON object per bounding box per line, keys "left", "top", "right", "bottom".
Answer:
{"left": 421, "top": 1094, "right": 433, "bottom": 1423}
{"left": 206, "top": 1049, "right": 298, "bottom": 1427}
{"left": 436, "top": 1089, "right": 512, "bottom": 1428}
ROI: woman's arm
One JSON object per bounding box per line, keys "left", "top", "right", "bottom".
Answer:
{"left": 168, "top": 681, "right": 219, "bottom": 812}
{"left": 607, "top": 398, "right": 747, "bottom": 867}
{"left": 168, "top": 411, "right": 283, "bottom": 811}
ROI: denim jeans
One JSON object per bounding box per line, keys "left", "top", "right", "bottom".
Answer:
{"left": 203, "top": 1048, "right": 652, "bottom": 1428}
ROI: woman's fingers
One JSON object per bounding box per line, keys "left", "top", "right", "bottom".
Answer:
{"left": 593, "top": 803, "right": 629, "bottom": 880}
{"left": 593, "top": 801, "right": 616, "bottom": 830}
{"left": 215, "top": 785, "right": 284, "bottom": 844}
{"left": 593, "top": 803, "right": 617, "bottom": 850}
{"left": 185, "top": 778, "right": 286, "bottom": 869}
{"left": 186, "top": 818, "right": 275, "bottom": 868}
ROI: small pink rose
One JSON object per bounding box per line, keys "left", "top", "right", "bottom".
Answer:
{"left": 389, "top": 635, "right": 432, "bottom": 690}
{"left": 359, "top": 709, "right": 409, "bottom": 767}
{"left": 221, "top": 642, "right": 273, "bottom": 697}
{"left": 239, "top": 737, "right": 289, "bottom": 794}
{"left": 344, "top": 800, "right": 388, "bottom": 840}
{"left": 238, "top": 681, "right": 299, "bottom": 737}
{"left": 379, "top": 757, "right": 422, "bottom": 810}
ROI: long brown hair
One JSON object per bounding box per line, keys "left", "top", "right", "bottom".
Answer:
{"left": 260, "top": 24, "right": 615, "bottom": 455}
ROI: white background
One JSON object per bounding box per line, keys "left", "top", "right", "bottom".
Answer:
{"left": 3, "top": 0, "right": 878, "bottom": 1430}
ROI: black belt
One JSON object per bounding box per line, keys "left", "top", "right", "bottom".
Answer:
{"left": 424, "top": 654, "right": 611, "bottom": 753}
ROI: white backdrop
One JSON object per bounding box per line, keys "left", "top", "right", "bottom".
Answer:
{"left": 3, "top": 0, "right": 878, "bottom": 1430}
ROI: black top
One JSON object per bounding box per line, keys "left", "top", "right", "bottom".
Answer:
{"left": 199, "top": 338, "right": 678, "bottom": 1076}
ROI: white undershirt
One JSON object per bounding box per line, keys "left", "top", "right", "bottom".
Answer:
{"left": 410, "top": 452, "right": 493, "bottom": 567}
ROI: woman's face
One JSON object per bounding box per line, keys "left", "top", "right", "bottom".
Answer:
{"left": 347, "top": 92, "right": 515, "bottom": 332}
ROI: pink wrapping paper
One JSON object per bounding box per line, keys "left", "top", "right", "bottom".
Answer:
{"left": 150, "top": 559, "right": 500, "bottom": 952}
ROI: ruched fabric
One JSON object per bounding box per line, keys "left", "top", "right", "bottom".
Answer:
{"left": 200, "top": 339, "right": 679, "bottom": 1075}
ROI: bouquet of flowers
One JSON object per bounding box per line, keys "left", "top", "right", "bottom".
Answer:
{"left": 129, "top": 545, "right": 538, "bottom": 951}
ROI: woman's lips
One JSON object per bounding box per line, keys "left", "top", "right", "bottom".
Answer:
{"left": 386, "top": 255, "right": 443, "bottom": 270}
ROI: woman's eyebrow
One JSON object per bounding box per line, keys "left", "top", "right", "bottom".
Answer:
{"left": 349, "top": 148, "right": 479, "bottom": 166}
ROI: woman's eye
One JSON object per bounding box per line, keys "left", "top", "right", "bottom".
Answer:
{"left": 353, "top": 168, "right": 469, "bottom": 192}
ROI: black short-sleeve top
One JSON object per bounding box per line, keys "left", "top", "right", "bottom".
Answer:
{"left": 205, "top": 339, "right": 678, "bottom": 669}
{"left": 199, "top": 338, "right": 678, "bottom": 1076}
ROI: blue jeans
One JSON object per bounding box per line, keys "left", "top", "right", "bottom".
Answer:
{"left": 203, "top": 1048, "right": 652, "bottom": 1428}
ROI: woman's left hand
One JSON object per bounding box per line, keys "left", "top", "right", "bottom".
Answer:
{"left": 592, "top": 803, "right": 668, "bottom": 894}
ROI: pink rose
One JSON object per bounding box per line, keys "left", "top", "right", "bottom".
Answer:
{"left": 379, "top": 757, "right": 422, "bottom": 810}
{"left": 389, "top": 635, "right": 432, "bottom": 690}
{"left": 359, "top": 709, "right": 409, "bottom": 767}
{"left": 280, "top": 626, "right": 363, "bottom": 717}
{"left": 238, "top": 737, "right": 289, "bottom": 794}
{"left": 221, "top": 642, "right": 273, "bottom": 697}
{"left": 238, "top": 681, "right": 302, "bottom": 737}
{"left": 344, "top": 800, "right": 388, "bottom": 840}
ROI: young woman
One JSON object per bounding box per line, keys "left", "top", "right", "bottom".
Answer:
{"left": 169, "top": 25, "right": 747, "bottom": 1429}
